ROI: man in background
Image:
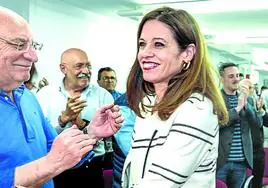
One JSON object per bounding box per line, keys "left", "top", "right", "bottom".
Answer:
{"left": 239, "top": 73, "right": 244, "bottom": 81}
{"left": 97, "top": 67, "right": 122, "bottom": 100}
{"left": 37, "top": 48, "right": 118, "bottom": 188}
{"left": 240, "top": 79, "right": 268, "bottom": 188}
{"left": 97, "top": 67, "right": 122, "bottom": 170}
{"left": 216, "top": 63, "right": 262, "bottom": 188}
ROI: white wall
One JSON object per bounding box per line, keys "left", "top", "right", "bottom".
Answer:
{"left": 28, "top": 0, "right": 250, "bottom": 92}
{"left": 29, "top": 0, "right": 138, "bottom": 92}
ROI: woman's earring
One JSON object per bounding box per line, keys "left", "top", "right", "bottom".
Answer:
{"left": 182, "top": 61, "right": 191, "bottom": 70}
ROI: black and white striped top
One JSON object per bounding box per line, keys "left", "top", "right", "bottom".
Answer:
{"left": 122, "top": 93, "right": 219, "bottom": 188}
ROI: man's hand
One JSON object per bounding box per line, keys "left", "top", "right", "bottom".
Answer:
{"left": 38, "top": 77, "right": 49, "bottom": 90}
{"left": 256, "top": 97, "right": 264, "bottom": 111}
{"left": 14, "top": 126, "right": 95, "bottom": 187}
{"left": 236, "top": 79, "right": 251, "bottom": 112}
{"left": 236, "top": 92, "right": 247, "bottom": 113}
{"left": 46, "top": 125, "right": 96, "bottom": 171}
{"left": 61, "top": 95, "right": 87, "bottom": 123}
{"left": 86, "top": 104, "right": 124, "bottom": 139}
{"left": 72, "top": 113, "right": 88, "bottom": 129}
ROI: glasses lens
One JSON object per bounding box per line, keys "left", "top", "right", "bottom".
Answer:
{"left": 32, "top": 41, "right": 43, "bottom": 51}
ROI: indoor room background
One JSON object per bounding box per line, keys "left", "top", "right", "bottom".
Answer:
{"left": 1, "top": 0, "right": 268, "bottom": 92}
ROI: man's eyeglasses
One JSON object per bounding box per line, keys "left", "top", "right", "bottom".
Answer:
{"left": 102, "top": 76, "right": 116, "bottom": 81}
{"left": 0, "top": 37, "right": 43, "bottom": 51}
{"left": 72, "top": 63, "right": 92, "bottom": 71}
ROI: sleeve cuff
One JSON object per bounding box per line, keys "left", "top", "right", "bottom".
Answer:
{"left": 72, "top": 151, "right": 95, "bottom": 169}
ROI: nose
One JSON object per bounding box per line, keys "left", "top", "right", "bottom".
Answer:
{"left": 235, "top": 76, "right": 240, "bottom": 82}
{"left": 81, "top": 66, "right": 91, "bottom": 75}
{"left": 23, "top": 48, "right": 38, "bottom": 63}
{"left": 106, "top": 78, "right": 113, "bottom": 83}
{"left": 139, "top": 44, "right": 154, "bottom": 58}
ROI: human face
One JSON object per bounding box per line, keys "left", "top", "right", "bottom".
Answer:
{"left": 0, "top": 24, "right": 38, "bottom": 89}
{"left": 221, "top": 66, "right": 240, "bottom": 95}
{"left": 98, "top": 71, "right": 117, "bottom": 92}
{"left": 137, "top": 20, "right": 184, "bottom": 92}
{"left": 62, "top": 53, "right": 91, "bottom": 91}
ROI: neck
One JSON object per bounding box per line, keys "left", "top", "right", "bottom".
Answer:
{"left": 63, "top": 79, "right": 85, "bottom": 97}
{"left": 0, "top": 82, "right": 21, "bottom": 98}
{"left": 109, "top": 90, "right": 114, "bottom": 93}
{"left": 223, "top": 87, "right": 236, "bottom": 95}
{"left": 0, "top": 87, "right": 14, "bottom": 102}
{"left": 154, "top": 83, "right": 168, "bottom": 103}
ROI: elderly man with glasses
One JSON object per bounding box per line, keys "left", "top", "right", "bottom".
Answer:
{"left": 0, "top": 7, "right": 123, "bottom": 188}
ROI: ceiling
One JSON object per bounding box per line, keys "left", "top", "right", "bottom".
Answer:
{"left": 50, "top": 0, "right": 268, "bottom": 70}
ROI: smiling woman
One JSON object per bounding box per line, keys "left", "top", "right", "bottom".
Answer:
{"left": 121, "top": 6, "right": 228, "bottom": 188}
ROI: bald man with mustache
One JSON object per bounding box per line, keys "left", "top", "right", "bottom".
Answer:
{"left": 37, "top": 48, "right": 115, "bottom": 187}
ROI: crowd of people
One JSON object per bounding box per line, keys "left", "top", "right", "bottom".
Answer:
{"left": 1, "top": 5, "right": 268, "bottom": 188}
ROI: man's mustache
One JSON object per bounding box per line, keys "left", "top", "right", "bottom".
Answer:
{"left": 77, "top": 73, "right": 91, "bottom": 78}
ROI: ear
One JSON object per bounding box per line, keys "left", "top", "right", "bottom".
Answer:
{"left": 60, "top": 63, "right": 66, "bottom": 74}
{"left": 97, "top": 80, "right": 101, "bottom": 85}
{"left": 181, "top": 43, "right": 196, "bottom": 62}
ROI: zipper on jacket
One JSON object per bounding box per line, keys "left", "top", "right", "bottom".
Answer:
{"left": 141, "top": 129, "right": 158, "bottom": 178}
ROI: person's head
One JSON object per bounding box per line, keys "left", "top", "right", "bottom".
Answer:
{"left": 127, "top": 7, "right": 228, "bottom": 125}
{"left": 219, "top": 62, "right": 240, "bottom": 95}
{"left": 0, "top": 7, "right": 40, "bottom": 92}
{"left": 60, "top": 48, "right": 91, "bottom": 91}
{"left": 97, "top": 67, "right": 117, "bottom": 92}
{"left": 261, "top": 86, "right": 268, "bottom": 93}
{"left": 239, "top": 73, "right": 244, "bottom": 81}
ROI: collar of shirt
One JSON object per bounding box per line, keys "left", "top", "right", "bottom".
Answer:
{"left": 59, "top": 79, "right": 93, "bottom": 98}
{"left": 0, "top": 84, "right": 25, "bottom": 102}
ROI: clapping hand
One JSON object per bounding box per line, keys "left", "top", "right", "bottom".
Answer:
{"left": 86, "top": 104, "right": 124, "bottom": 139}
{"left": 256, "top": 97, "right": 264, "bottom": 112}
{"left": 237, "top": 79, "right": 251, "bottom": 112}
{"left": 38, "top": 77, "right": 49, "bottom": 90}
{"left": 47, "top": 125, "right": 96, "bottom": 170}
{"left": 61, "top": 95, "right": 87, "bottom": 123}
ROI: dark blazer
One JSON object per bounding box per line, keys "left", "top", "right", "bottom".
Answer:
{"left": 217, "top": 90, "right": 262, "bottom": 170}
{"left": 251, "top": 111, "right": 268, "bottom": 153}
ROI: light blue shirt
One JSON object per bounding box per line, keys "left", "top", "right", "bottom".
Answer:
{"left": 111, "top": 90, "right": 122, "bottom": 100}
{"left": 0, "top": 86, "right": 57, "bottom": 188}
{"left": 114, "top": 106, "right": 136, "bottom": 156}
{"left": 37, "top": 83, "right": 114, "bottom": 157}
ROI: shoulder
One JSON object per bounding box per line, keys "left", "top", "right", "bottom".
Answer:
{"left": 90, "top": 84, "right": 109, "bottom": 94}
{"left": 262, "top": 90, "right": 268, "bottom": 100}
{"left": 172, "top": 93, "right": 217, "bottom": 130}
{"left": 180, "top": 93, "right": 214, "bottom": 112}
{"left": 89, "top": 84, "right": 114, "bottom": 102}
{"left": 22, "top": 88, "right": 39, "bottom": 103}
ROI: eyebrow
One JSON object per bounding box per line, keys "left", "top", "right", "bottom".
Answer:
{"left": 10, "top": 37, "right": 28, "bottom": 43}
{"left": 139, "top": 37, "right": 167, "bottom": 42}
{"left": 75, "top": 61, "right": 90, "bottom": 64}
